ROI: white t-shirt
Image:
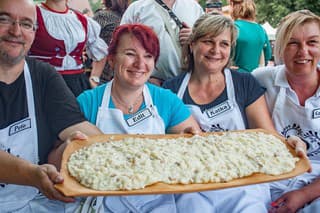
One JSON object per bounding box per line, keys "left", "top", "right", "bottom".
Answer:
{"left": 121, "top": 0, "right": 204, "bottom": 80}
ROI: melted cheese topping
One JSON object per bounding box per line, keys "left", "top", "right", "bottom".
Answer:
{"left": 67, "top": 132, "right": 298, "bottom": 191}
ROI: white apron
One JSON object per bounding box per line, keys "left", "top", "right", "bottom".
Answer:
{"left": 176, "top": 69, "right": 270, "bottom": 213}
{"left": 177, "top": 69, "right": 246, "bottom": 132}
{"left": 92, "top": 81, "right": 176, "bottom": 213}
{"left": 0, "top": 62, "right": 39, "bottom": 212}
{"left": 96, "top": 80, "right": 165, "bottom": 134}
{"left": 272, "top": 86, "right": 320, "bottom": 161}
{"left": 270, "top": 84, "right": 320, "bottom": 212}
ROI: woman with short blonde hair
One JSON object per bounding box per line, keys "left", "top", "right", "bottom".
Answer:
{"left": 274, "top": 9, "right": 320, "bottom": 65}
{"left": 253, "top": 10, "right": 320, "bottom": 212}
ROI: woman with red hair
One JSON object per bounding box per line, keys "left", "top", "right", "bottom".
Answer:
{"left": 78, "top": 23, "right": 199, "bottom": 133}
{"left": 76, "top": 23, "right": 200, "bottom": 211}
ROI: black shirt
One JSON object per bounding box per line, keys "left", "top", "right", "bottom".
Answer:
{"left": 0, "top": 57, "right": 86, "bottom": 164}
{"left": 162, "top": 69, "right": 266, "bottom": 128}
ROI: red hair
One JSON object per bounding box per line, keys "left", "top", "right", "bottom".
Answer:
{"left": 108, "top": 24, "right": 160, "bottom": 63}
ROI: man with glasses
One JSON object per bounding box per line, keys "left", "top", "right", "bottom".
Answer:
{"left": 0, "top": 0, "right": 102, "bottom": 211}
{"left": 205, "top": 0, "right": 223, "bottom": 13}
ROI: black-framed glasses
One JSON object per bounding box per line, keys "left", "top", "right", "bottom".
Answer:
{"left": 206, "top": 2, "right": 223, "bottom": 9}
{"left": 0, "top": 15, "right": 37, "bottom": 32}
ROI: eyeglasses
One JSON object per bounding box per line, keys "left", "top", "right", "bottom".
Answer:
{"left": 206, "top": 2, "right": 222, "bottom": 9}
{"left": 0, "top": 15, "right": 37, "bottom": 32}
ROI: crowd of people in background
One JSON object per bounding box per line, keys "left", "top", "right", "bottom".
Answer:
{"left": 0, "top": 0, "right": 319, "bottom": 212}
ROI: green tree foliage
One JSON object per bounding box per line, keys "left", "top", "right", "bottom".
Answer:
{"left": 255, "top": 0, "right": 320, "bottom": 27}
{"left": 33, "top": 0, "right": 44, "bottom": 4}
{"left": 89, "top": 0, "right": 102, "bottom": 13}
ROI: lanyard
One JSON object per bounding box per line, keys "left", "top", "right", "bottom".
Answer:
{"left": 154, "top": 0, "right": 184, "bottom": 29}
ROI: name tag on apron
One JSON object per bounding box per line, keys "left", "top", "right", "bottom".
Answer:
{"left": 9, "top": 118, "right": 31, "bottom": 136}
{"left": 126, "top": 108, "right": 152, "bottom": 127}
{"left": 205, "top": 101, "right": 231, "bottom": 118}
{"left": 312, "top": 108, "right": 320, "bottom": 119}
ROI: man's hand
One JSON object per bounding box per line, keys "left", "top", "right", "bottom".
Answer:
{"left": 48, "top": 131, "right": 89, "bottom": 170}
{"left": 32, "top": 164, "right": 75, "bottom": 203}
{"left": 179, "top": 22, "right": 192, "bottom": 45}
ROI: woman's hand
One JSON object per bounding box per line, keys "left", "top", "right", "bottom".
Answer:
{"left": 286, "top": 135, "right": 312, "bottom": 172}
{"left": 269, "top": 189, "right": 309, "bottom": 213}
{"left": 286, "top": 136, "right": 307, "bottom": 157}
{"left": 181, "top": 126, "right": 201, "bottom": 135}
{"left": 286, "top": 135, "right": 311, "bottom": 172}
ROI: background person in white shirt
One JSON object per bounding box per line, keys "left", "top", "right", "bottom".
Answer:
{"left": 29, "top": 0, "right": 108, "bottom": 96}
{"left": 121, "top": 0, "right": 204, "bottom": 85}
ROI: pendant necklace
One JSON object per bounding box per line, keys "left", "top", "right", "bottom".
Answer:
{"left": 112, "top": 92, "right": 143, "bottom": 114}
{"left": 128, "top": 105, "right": 134, "bottom": 114}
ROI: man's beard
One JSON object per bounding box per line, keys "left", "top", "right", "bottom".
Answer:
{"left": 0, "top": 49, "right": 25, "bottom": 66}
{"left": 0, "top": 37, "right": 26, "bottom": 67}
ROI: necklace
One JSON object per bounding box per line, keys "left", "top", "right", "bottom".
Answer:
{"left": 112, "top": 92, "right": 143, "bottom": 114}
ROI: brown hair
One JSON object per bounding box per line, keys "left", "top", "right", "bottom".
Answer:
{"left": 230, "top": 0, "right": 256, "bottom": 21}
{"left": 181, "top": 13, "right": 238, "bottom": 71}
{"left": 104, "top": 0, "right": 129, "bottom": 15}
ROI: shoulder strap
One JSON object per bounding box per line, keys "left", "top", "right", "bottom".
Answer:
{"left": 153, "top": 2, "right": 182, "bottom": 60}
{"left": 153, "top": 0, "right": 183, "bottom": 29}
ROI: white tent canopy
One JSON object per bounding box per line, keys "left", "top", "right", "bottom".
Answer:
{"left": 262, "top": 22, "right": 277, "bottom": 41}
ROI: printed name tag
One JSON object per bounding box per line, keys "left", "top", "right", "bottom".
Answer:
{"left": 205, "top": 101, "right": 231, "bottom": 118}
{"left": 126, "top": 108, "right": 152, "bottom": 127}
{"left": 9, "top": 118, "right": 31, "bottom": 136}
{"left": 312, "top": 108, "right": 320, "bottom": 119}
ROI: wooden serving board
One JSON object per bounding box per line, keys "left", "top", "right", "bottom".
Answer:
{"left": 55, "top": 129, "right": 310, "bottom": 197}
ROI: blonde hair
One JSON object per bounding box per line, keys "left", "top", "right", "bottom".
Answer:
{"left": 181, "top": 13, "right": 238, "bottom": 71}
{"left": 274, "top": 10, "right": 320, "bottom": 65}
{"left": 231, "top": 0, "right": 256, "bottom": 21}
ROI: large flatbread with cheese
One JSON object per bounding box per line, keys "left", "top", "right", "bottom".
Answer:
{"left": 55, "top": 129, "right": 310, "bottom": 196}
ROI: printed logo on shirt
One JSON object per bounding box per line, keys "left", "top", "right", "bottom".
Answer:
{"left": 312, "top": 108, "right": 320, "bottom": 119}
{"left": 205, "top": 101, "right": 231, "bottom": 118}
{"left": 8, "top": 118, "right": 31, "bottom": 136}
{"left": 126, "top": 108, "right": 152, "bottom": 127}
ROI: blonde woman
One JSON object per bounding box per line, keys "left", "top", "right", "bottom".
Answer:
{"left": 164, "top": 13, "right": 308, "bottom": 213}
{"left": 164, "top": 13, "right": 274, "bottom": 212}
{"left": 253, "top": 10, "right": 320, "bottom": 213}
